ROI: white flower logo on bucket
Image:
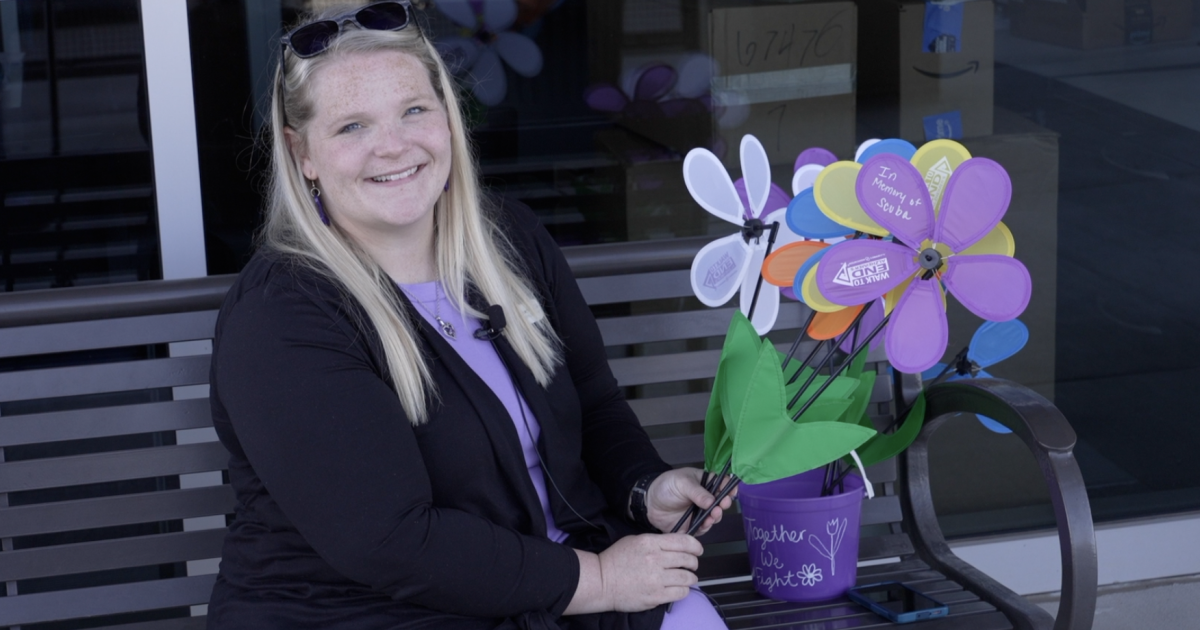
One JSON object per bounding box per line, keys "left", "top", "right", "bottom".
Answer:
{"left": 798, "top": 564, "right": 823, "bottom": 587}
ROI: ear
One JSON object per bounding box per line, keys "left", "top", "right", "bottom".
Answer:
{"left": 283, "top": 126, "right": 318, "bottom": 181}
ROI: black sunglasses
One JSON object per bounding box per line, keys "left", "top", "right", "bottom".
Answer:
{"left": 282, "top": 1, "right": 413, "bottom": 59}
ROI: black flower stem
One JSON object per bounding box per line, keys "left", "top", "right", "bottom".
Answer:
{"left": 786, "top": 306, "right": 870, "bottom": 410}
{"left": 686, "top": 474, "right": 742, "bottom": 537}
{"left": 786, "top": 339, "right": 826, "bottom": 386}
{"left": 791, "top": 313, "right": 892, "bottom": 421}
{"left": 781, "top": 309, "right": 819, "bottom": 370}
{"left": 746, "top": 222, "right": 780, "bottom": 323}
{"left": 670, "top": 459, "right": 732, "bottom": 534}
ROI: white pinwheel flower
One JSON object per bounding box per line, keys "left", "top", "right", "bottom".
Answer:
{"left": 685, "top": 134, "right": 802, "bottom": 335}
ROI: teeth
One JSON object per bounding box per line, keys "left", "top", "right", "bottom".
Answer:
{"left": 372, "top": 166, "right": 418, "bottom": 183}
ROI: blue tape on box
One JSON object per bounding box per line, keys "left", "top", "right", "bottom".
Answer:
{"left": 923, "top": 2, "right": 965, "bottom": 53}
{"left": 923, "top": 111, "right": 963, "bottom": 140}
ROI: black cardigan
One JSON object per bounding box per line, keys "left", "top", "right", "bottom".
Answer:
{"left": 206, "top": 200, "right": 673, "bottom": 630}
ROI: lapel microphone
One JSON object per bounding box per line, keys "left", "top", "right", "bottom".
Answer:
{"left": 473, "top": 304, "right": 507, "bottom": 340}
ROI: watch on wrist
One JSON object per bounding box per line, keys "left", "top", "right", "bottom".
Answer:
{"left": 629, "top": 471, "right": 662, "bottom": 532}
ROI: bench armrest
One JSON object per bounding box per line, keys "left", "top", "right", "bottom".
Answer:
{"left": 902, "top": 378, "right": 1097, "bottom": 630}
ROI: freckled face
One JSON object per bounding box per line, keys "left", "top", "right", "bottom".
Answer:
{"left": 293, "top": 50, "right": 451, "bottom": 249}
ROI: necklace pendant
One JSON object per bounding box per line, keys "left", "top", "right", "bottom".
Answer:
{"left": 436, "top": 316, "right": 456, "bottom": 339}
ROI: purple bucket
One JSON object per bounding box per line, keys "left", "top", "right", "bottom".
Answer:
{"left": 738, "top": 468, "right": 866, "bottom": 602}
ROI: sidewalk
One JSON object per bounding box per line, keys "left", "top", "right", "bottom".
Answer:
{"left": 1032, "top": 574, "right": 1200, "bottom": 629}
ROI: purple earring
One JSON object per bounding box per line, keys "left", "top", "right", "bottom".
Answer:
{"left": 443, "top": 179, "right": 450, "bottom": 192}
{"left": 310, "top": 182, "right": 330, "bottom": 226}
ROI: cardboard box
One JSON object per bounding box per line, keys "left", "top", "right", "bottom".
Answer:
{"left": 1012, "top": 0, "right": 1194, "bottom": 49}
{"left": 859, "top": 0, "right": 995, "bottom": 142}
{"left": 593, "top": 128, "right": 710, "bottom": 241}
{"left": 616, "top": 1, "right": 859, "bottom": 165}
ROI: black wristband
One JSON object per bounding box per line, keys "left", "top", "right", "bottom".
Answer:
{"left": 629, "top": 472, "right": 662, "bottom": 533}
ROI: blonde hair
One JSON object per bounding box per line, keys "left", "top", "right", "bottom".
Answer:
{"left": 264, "top": 6, "right": 561, "bottom": 424}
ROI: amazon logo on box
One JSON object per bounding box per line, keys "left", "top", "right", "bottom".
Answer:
{"left": 856, "top": 0, "right": 994, "bottom": 143}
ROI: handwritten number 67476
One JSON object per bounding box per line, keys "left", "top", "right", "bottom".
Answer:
{"left": 735, "top": 11, "right": 846, "bottom": 68}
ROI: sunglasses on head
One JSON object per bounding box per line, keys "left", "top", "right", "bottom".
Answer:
{"left": 282, "top": 1, "right": 413, "bottom": 59}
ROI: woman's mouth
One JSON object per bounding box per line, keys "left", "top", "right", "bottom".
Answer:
{"left": 370, "top": 165, "right": 419, "bottom": 183}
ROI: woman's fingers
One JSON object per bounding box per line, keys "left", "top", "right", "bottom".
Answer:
{"left": 646, "top": 469, "right": 740, "bottom": 533}
{"left": 597, "top": 534, "right": 703, "bottom": 612}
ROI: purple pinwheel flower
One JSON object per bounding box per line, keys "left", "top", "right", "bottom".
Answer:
{"left": 435, "top": 0, "right": 543, "bottom": 106}
{"left": 584, "top": 63, "right": 690, "bottom": 119}
{"left": 813, "top": 153, "right": 1032, "bottom": 373}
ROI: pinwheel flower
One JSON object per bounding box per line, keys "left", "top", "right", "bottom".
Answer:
{"left": 435, "top": 0, "right": 543, "bottom": 106}
{"left": 585, "top": 54, "right": 717, "bottom": 120}
{"left": 584, "top": 63, "right": 683, "bottom": 118}
{"left": 813, "top": 153, "right": 1032, "bottom": 373}
{"left": 761, "top": 147, "right": 841, "bottom": 299}
{"left": 921, "top": 319, "right": 1029, "bottom": 434}
{"left": 685, "top": 135, "right": 802, "bottom": 335}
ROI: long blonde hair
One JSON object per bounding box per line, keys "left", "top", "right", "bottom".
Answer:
{"left": 264, "top": 6, "right": 562, "bottom": 424}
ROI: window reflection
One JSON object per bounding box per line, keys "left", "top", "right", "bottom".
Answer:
{"left": 185, "top": 0, "right": 1200, "bottom": 535}
{"left": 0, "top": 0, "right": 158, "bottom": 291}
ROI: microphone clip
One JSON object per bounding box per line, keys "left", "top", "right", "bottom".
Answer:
{"left": 473, "top": 304, "right": 507, "bottom": 341}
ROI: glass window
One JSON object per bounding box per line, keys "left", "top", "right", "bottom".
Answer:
{"left": 0, "top": 0, "right": 160, "bottom": 291}
{"left": 186, "top": 0, "right": 1200, "bottom": 539}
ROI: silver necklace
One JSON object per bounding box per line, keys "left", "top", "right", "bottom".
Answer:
{"left": 407, "top": 282, "right": 456, "bottom": 340}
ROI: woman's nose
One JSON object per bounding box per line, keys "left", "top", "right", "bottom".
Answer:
{"left": 372, "top": 123, "right": 409, "bottom": 157}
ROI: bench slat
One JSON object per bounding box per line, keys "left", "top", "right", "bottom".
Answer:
{"left": 577, "top": 270, "right": 693, "bottom": 304}
{"left": 0, "top": 441, "right": 230, "bottom": 493}
{"left": 596, "top": 302, "right": 812, "bottom": 347}
{"left": 0, "top": 311, "right": 217, "bottom": 359}
{"left": 724, "top": 600, "right": 1007, "bottom": 630}
{"left": 652, "top": 434, "right": 703, "bottom": 467}
{"left": 628, "top": 393, "right": 709, "bottom": 427}
{"left": 0, "top": 398, "right": 212, "bottom": 447}
{"left": 610, "top": 342, "right": 824, "bottom": 387}
{"left": 610, "top": 349, "right": 721, "bottom": 387}
{"left": 0, "top": 485, "right": 235, "bottom": 538}
{"left": 104, "top": 618, "right": 208, "bottom": 630}
{"left": 0, "top": 575, "right": 215, "bottom": 627}
{"left": 0, "top": 528, "right": 226, "bottom": 582}
{"left": 0, "top": 355, "right": 211, "bottom": 403}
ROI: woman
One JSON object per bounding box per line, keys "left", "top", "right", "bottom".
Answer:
{"left": 207, "top": 3, "right": 731, "bottom": 628}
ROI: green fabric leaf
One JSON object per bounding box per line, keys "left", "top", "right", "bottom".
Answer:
{"left": 730, "top": 339, "right": 876, "bottom": 485}
{"left": 838, "top": 367, "right": 877, "bottom": 427}
{"left": 706, "top": 312, "right": 760, "bottom": 470}
{"left": 782, "top": 368, "right": 860, "bottom": 418}
{"left": 736, "top": 421, "right": 878, "bottom": 485}
{"left": 718, "top": 313, "right": 761, "bottom": 427}
{"left": 844, "top": 344, "right": 870, "bottom": 380}
{"left": 855, "top": 391, "right": 927, "bottom": 468}
{"left": 704, "top": 361, "right": 733, "bottom": 470}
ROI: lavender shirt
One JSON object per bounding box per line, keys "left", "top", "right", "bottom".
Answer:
{"left": 400, "top": 281, "right": 568, "bottom": 543}
{"left": 401, "top": 282, "right": 726, "bottom": 629}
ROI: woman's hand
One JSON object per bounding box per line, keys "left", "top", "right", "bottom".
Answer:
{"left": 565, "top": 534, "right": 702, "bottom": 615}
{"left": 646, "top": 468, "right": 737, "bottom": 535}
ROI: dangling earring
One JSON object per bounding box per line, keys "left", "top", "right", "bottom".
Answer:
{"left": 443, "top": 179, "right": 450, "bottom": 192}
{"left": 310, "top": 181, "right": 330, "bottom": 226}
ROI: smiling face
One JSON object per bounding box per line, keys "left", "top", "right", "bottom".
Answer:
{"left": 290, "top": 49, "right": 452, "bottom": 257}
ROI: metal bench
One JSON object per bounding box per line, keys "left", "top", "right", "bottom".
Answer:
{"left": 0, "top": 237, "right": 1096, "bottom": 629}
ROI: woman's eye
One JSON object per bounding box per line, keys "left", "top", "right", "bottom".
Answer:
{"left": 339, "top": 122, "right": 362, "bottom": 133}
{"left": 406, "top": 106, "right": 426, "bottom": 115}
